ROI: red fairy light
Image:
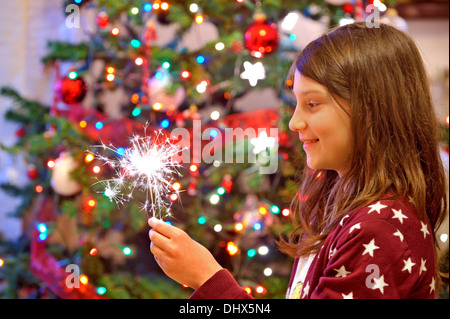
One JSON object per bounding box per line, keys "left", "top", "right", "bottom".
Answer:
{"left": 169, "top": 193, "right": 178, "bottom": 202}
{"left": 282, "top": 208, "right": 290, "bottom": 217}
{"left": 255, "top": 285, "right": 267, "bottom": 294}
{"left": 111, "top": 27, "right": 120, "bottom": 36}
{"left": 226, "top": 242, "right": 239, "bottom": 256}
{"left": 180, "top": 70, "right": 192, "bottom": 80}
{"left": 47, "top": 160, "right": 55, "bottom": 168}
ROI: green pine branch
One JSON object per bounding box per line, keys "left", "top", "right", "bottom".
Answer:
{"left": 42, "top": 41, "right": 90, "bottom": 64}
{"left": 0, "top": 87, "right": 49, "bottom": 125}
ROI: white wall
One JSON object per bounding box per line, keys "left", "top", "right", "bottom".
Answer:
{"left": 406, "top": 18, "right": 449, "bottom": 122}
{"left": 0, "top": 0, "right": 64, "bottom": 240}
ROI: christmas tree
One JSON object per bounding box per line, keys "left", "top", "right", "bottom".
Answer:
{"left": 3, "top": 0, "right": 447, "bottom": 300}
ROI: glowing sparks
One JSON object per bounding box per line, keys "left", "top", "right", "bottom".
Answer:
{"left": 92, "top": 127, "right": 184, "bottom": 219}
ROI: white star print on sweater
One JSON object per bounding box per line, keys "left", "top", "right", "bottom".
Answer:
{"left": 289, "top": 197, "right": 437, "bottom": 299}
{"left": 190, "top": 197, "right": 437, "bottom": 300}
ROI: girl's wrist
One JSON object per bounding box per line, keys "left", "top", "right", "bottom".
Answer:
{"left": 192, "top": 264, "right": 223, "bottom": 290}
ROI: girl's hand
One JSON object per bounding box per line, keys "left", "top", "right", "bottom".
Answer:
{"left": 148, "top": 217, "right": 223, "bottom": 290}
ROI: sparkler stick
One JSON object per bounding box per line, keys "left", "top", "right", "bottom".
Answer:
{"left": 91, "top": 125, "right": 184, "bottom": 219}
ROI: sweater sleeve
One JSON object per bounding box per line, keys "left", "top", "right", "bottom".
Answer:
{"left": 190, "top": 269, "right": 254, "bottom": 299}
{"left": 310, "top": 218, "right": 434, "bottom": 299}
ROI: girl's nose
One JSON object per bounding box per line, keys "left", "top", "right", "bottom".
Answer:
{"left": 289, "top": 108, "right": 307, "bottom": 132}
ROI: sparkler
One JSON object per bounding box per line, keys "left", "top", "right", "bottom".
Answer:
{"left": 92, "top": 126, "right": 184, "bottom": 219}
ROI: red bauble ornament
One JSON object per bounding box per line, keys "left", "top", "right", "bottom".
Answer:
{"left": 57, "top": 76, "right": 88, "bottom": 105}
{"left": 96, "top": 11, "right": 110, "bottom": 29}
{"left": 244, "top": 17, "right": 279, "bottom": 58}
{"left": 16, "top": 127, "right": 26, "bottom": 138}
{"left": 278, "top": 131, "right": 290, "bottom": 147}
{"left": 27, "top": 165, "right": 39, "bottom": 180}
{"left": 342, "top": 3, "right": 354, "bottom": 14}
{"left": 221, "top": 174, "right": 233, "bottom": 193}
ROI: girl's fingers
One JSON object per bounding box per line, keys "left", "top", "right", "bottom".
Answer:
{"left": 149, "top": 229, "right": 171, "bottom": 250}
{"left": 150, "top": 240, "right": 165, "bottom": 259}
{"left": 148, "top": 217, "right": 178, "bottom": 239}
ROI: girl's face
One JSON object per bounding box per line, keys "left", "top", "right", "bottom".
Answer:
{"left": 289, "top": 71, "right": 353, "bottom": 177}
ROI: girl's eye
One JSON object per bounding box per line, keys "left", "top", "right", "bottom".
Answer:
{"left": 307, "top": 102, "right": 318, "bottom": 108}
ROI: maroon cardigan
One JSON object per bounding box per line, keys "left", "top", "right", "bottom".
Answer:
{"left": 190, "top": 197, "right": 437, "bottom": 299}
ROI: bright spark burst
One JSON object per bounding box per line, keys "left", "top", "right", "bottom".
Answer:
{"left": 92, "top": 127, "right": 184, "bottom": 219}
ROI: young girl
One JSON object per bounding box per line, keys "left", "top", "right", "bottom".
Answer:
{"left": 148, "top": 22, "right": 448, "bottom": 299}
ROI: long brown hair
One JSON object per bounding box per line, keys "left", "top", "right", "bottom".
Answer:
{"left": 278, "top": 23, "right": 447, "bottom": 270}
